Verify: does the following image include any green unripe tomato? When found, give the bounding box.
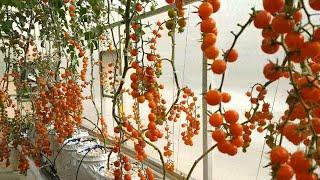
[178,18,186,28]
[178,27,184,33]
[168,8,177,18]
[165,19,176,30]
[156,119,164,125]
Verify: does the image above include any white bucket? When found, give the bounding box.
[55,136,98,180]
[72,145,115,180]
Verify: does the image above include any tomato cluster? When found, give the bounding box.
[35,75,83,143]
[113,155,133,180]
[129,62,165,142]
[173,88,200,146]
[209,109,243,156]
[165,1,186,34]
[249,0,320,179]
[269,147,318,180]
[67,1,76,17]
[100,116,108,138]
[243,85,272,148]
[198,0,244,156]
[198,1,219,59]
[7,0,320,178]
[65,34,88,82]
[0,90,12,167]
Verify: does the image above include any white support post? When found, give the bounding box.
[202,54,212,180]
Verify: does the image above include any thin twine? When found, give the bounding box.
[255,79,280,180]
[176,3,191,170]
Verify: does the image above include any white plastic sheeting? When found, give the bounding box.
[55,131,103,180]
[54,130,117,180]
[71,145,114,180]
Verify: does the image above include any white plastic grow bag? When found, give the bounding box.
[55,136,98,180]
[71,145,115,180]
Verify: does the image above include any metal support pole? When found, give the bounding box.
[202,54,212,180]
[106,0,200,29]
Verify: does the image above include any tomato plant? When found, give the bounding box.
[0,0,320,180]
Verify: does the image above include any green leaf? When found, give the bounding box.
[89,40,98,50]
[49,0,63,9]
[88,0,97,6]
[84,31,95,40]
[79,6,87,16]
[1,20,13,35]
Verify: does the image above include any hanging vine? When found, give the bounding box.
[0,0,320,180]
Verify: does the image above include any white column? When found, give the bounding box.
[202,54,212,180]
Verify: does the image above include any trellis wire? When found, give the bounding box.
[255,79,280,180]
[176,3,191,171]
